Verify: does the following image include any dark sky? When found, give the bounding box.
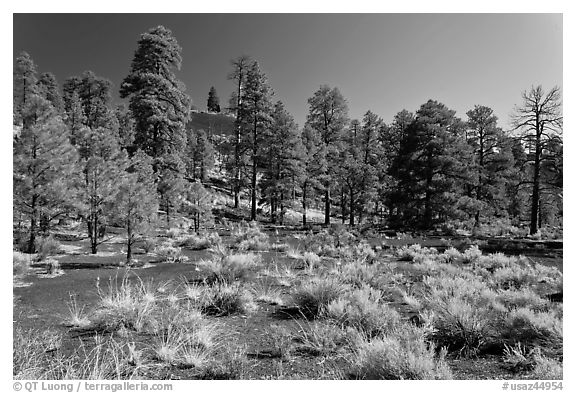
[13,13,562,128]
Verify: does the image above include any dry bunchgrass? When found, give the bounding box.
[198,282,256,316]
[324,287,401,338]
[347,324,453,380]
[501,307,562,355]
[65,293,91,329]
[14,328,140,380]
[250,282,284,305]
[13,251,31,276]
[154,244,188,263]
[200,252,260,284]
[291,277,348,318]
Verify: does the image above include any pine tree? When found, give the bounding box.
[73,125,128,254]
[114,150,158,264]
[261,101,305,224]
[389,100,471,229]
[512,85,562,234]
[185,128,215,182]
[13,95,77,252]
[182,181,214,233]
[63,90,86,145]
[238,61,274,221]
[227,55,253,208]
[301,125,327,226]
[156,153,186,224]
[37,72,64,114]
[13,51,39,128]
[114,104,136,153]
[305,85,349,225]
[207,86,221,113]
[466,105,514,226]
[63,71,115,130]
[120,25,191,160]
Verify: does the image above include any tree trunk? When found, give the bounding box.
[302,182,307,227]
[166,202,170,225]
[27,194,38,253]
[341,188,346,224]
[530,127,541,235]
[324,188,331,225]
[251,157,257,221]
[251,116,258,221]
[90,216,98,254]
[349,186,355,226]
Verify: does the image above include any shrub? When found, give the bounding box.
[348,324,453,380]
[35,236,61,261]
[13,327,63,379]
[503,343,562,379]
[166,227,183,238]
[395,244,437,262]
[141,238,157,254]
[291,278,347,318]
[492,262,562,291]
[302,230,338,256]
[46,258,63,275]
[496,288,550,311]
[425,296,501,357]
[337,260,379,288]
[176,233,220,250]
[269,242,291,252]
[200,253,260,284]
[437,247,462,264]
[154,244,188,263]
[290,320,352,356]
[13,251,31,276]
[231,222,269,251]
[474,252,517,272]
[324,287,401,337]
[461,245,482,264]
[501,307,562,355]
[286,246,304,260]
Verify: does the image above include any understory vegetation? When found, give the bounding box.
[14,226,563,380]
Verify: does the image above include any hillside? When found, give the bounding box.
[187,111,235,137]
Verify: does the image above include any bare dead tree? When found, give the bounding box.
[512,85,562,234]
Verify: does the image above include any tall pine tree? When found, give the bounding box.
[305,85,349,225]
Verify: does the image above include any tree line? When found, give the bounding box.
[13,25,562,264]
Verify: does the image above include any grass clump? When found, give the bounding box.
[347,324,453,380]
[395,244,438,262]
[336,259,379,288]
[503,343,562,379]
[250,282,284,305]
[65,293,91,329]
[199,282,255,316]
[13,251,31,276]
[200,252,260,284]
[324,287,401,338]
[291,277,347,318]
[230,222,269,251]
[492,262,562,290]
[177,232,221,250]
[501,307,562,355]
[14,328,139,379]
[35,235,62,261]
[90,275,157,333]
[290,319,352,356]
[154,244,188,263]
